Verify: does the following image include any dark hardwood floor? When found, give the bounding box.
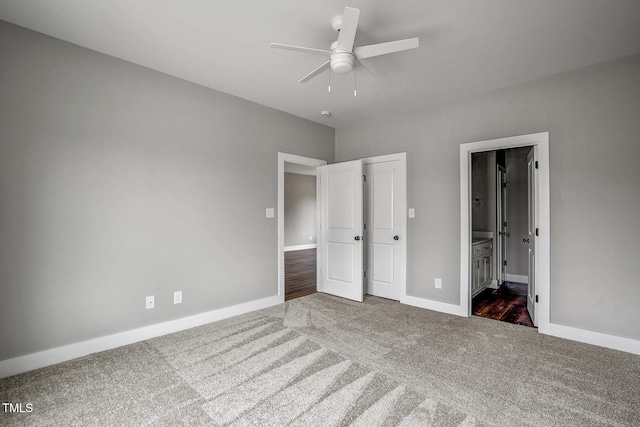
[472,281,534,328]
[285,248,317,301]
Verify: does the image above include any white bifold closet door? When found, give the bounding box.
[364,160,403,300]
[317,160,364,302]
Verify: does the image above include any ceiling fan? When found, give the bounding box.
[270,7,419,83]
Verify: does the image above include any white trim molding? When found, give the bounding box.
[506,274,528,283]
[0,295,282,379]
[284,244,317,252]
[401,295,466,317]
[544,323,640,356]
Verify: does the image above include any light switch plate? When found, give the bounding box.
[174,291,182,304]
[146,295,155,309]
[408,208,415,218]
[266,208,274,218]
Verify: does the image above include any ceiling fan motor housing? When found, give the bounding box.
[331,15,344,32]
[329,40,355,73]
[330,50,355,73]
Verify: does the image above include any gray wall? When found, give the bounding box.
[0,21,334,360]
[505,147,530,277]
[284,173,316,247]
[336,53,640,341]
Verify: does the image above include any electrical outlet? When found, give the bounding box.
[174,291,182,304]
[265,208,274,218]
[408,208,415,218]
[435,278,442,289]
[146,295,155,309]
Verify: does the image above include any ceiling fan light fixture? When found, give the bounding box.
[330,52,355,73]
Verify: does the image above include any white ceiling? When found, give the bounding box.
[2,1,640,128]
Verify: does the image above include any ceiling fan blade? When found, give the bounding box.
[299,60,331,83]
[356,59,377,79]
[354,38,419,59]
[336,7,360,52]
[269,43,332,56]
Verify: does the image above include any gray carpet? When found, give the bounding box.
[1,293,639,426]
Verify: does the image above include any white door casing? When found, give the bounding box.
[364,159,404,300]
[460,132,549,333]
[277,153,326,302]
[526,147,538,326]
[317,160,364,302]
[496,165,507,286]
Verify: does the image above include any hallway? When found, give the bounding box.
[472,282,534,327]
[284,248,316,301]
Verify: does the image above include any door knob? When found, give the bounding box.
[523,238,530,243]
[393,235,400,240]
[354,236,361,241]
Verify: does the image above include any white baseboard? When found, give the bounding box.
[402,294,640,356]
[0,295,282,379]
[506,274,528,283]
[5,293,637,380]
[488,279,499,289]
[401,295,466,317]
[541,322,640,356]
[284,244,317,252]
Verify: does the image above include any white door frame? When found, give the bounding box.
[526,147,538,326]
[278,153,327,302]
[361,153,407,301]
[460,132,550,333]
[496,164,507,287]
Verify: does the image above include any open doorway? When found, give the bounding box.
[284,164,317,300]
[470,147,534,327]
[277,153,326,302]
[460,132,550,332]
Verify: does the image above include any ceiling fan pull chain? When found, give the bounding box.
[354,61,357,96]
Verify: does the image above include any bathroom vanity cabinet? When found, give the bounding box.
[471,238,493,297]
